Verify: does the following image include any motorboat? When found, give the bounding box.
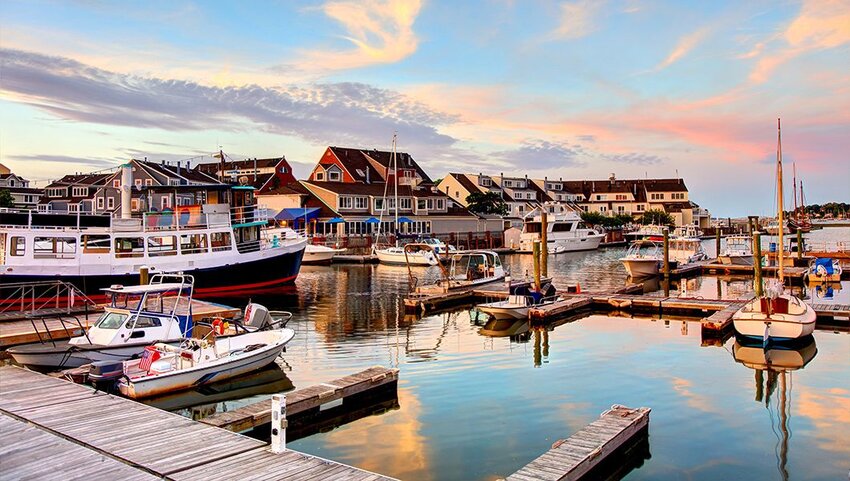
[625,224,666,242]
[718,235,754,266]
[733,119,816,345]
[619,240,662,277]
[519,208,605,253]
[419,237,457,256]
[7,274,196,368]
[302,244,344,264]
[112,305,295,399]
[804,257,842,283]
[672,225,703,239]
[477,294,559,320]
[374,243,439,266]
[668,237,709,264]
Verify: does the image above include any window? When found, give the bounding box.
[599,206,607,212]
[34,237,77,259]
[131,199,140,211]
[651,193,664,200]
[72,187,87,197]
[47,188,65,197]
[616,194,628,200]
[97,197,104,210]
[135,179,142,188]
[503,180,513,188]
[180,234,208,254]
[671,193,685,200]
[211,232,232,252]
[329,170,341,181]
[552,223,574,232]
[148,236,177,256]
[112,179,121,188]
[354,197,368,209]
[161,197,170,210]
[637,204,645,211]
[435,199,445,210]
[10,237,25,256]
[145,179,153,186]
[617,206,626,213]
[95,312,128,329]
[399,198,412,210]
[315,172,325,181]
[115,237,144,258]
[480,177,492,187]
[417,199,427,210]
[82,235,111,253]
[279,166,288,174]
[595,194,603,201]
[339,196,353,209]
[107,197,115,210]
[455,191,460,198]
[68,204,79,213]
[127,315,162,328]
[169,179,180,186]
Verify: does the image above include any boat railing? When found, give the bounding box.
[0,280,98,319]
[805,241,849,253]
[28,314,90,348]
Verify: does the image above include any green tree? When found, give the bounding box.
[0,189,13,208]
[580,211,607,226]
[639,209,674,226]
[465,191,508,216]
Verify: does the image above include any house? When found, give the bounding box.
[194,156,297,193]
[0,168,42,209]
[38,173,113,213]
[261,146,501,237]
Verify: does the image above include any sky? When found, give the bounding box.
[1,0,848,217]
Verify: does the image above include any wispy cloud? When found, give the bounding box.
[9,154,118,169]
[291,0,423,73]
[604,152,663,165]
[548,0,604,40]
[492,139,587,170]
[655,27,710,71]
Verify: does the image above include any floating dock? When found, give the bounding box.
[202,366,399,432]
[506,405,650,481]
[0,366,396,481]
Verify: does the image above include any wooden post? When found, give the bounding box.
[139,266,150,285]
[753,231,763,297]
[715,229,721,259]
[532,240,541,291]
[796,229,803,260]
[270,394,287,453]
[662,228,670,280]
[541,211,548,278]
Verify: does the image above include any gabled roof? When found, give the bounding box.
[303,181,447,198]
[643,179,688,192]
[195,157,283,174]
[359,148,433,184]
[325,147,383,183]
[448,173,485,196]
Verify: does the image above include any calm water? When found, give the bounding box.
[166,227,850,480]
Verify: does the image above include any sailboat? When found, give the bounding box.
[732,119,816,344]
[788,164,812,234]
[372,134,439,266]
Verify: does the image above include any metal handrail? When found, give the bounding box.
[0,280,97,316]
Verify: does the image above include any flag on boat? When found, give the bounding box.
[139,346,161,371]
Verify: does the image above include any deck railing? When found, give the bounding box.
[0,280,97,318]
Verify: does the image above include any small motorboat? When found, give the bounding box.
[374,243,439,266]
[619,240,662,277]
[419,237,457,256]
[668,237,709,264]
[477,294,559,320]
[113,305,295,399]
[302,244,344,264]
[7,274,196,369]
[804,257,842,283]
[718,235,754,266]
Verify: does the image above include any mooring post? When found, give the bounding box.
[270,394,287,453]
[532,240,541,291]
[541,211,548,278]
[796,229,803,261]
[753,231,763,297]
[662,228,670,280]
[715,229,721,259]
[139,266,150,285]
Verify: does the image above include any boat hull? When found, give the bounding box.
[1,247,305,300]
[375,250,438,266]
[520,234,605,253]
[477,304,529,320]
[620,258,660,277]
[732,301,817,342]
[6,340,172,368]
[718,255,754,266]
[301,246,343,264]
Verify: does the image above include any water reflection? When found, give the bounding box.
[731,338,818,481]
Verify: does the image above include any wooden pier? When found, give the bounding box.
[0,366,396,481]
[529,297,592,321]
[202,366,399,432]
[505,405,650,481]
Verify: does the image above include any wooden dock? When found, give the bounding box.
[333,254,379,264]
[700,300,750,334]
[0,366,396,480]
[202,366,399,432]
[505,405,650,481]
[404,277,547,314]
[529,297,592,321]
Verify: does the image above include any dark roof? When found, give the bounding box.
[448,173,484,196]
[195,157,283,174]
[325,147,383,183]
[45,173,112,189]
[261,181,310,196]
[304,181,447,198]
[643,179,688,192]
[357,148,433,184]
[154,162,221,184]
[3,187,42,194]
[662,202,692,213]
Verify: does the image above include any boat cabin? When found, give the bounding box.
[448,251,503,282]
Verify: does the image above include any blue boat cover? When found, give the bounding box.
[814,258,834,275]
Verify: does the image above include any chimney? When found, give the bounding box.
[120,162,132,219]
[186,160,191,170]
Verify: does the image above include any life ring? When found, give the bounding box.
[211,318,226,335]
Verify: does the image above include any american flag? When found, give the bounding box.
[139,348,159,371]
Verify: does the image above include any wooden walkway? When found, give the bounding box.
[202,366,399,432]
[506,405,650,481]
[0,366,396,481]
[529,297,592,321]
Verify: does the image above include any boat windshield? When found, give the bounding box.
[95,311,129,329]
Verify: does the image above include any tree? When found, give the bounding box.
[0,189,13,208]
[639,209,674,226]
[580,211,607,226]
[465,191,508,216]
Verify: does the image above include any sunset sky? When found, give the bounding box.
[1,0,848,216]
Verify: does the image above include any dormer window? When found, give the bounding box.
[72,187,88,197]
[480,177,492,187]
[329,171,341,181]
[315,172,325,181]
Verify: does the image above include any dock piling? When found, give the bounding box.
[139,266,150,285]
[541,211,548,278]
[753,231,763,297]
[270,393,287,453]
[796,229,803,260]
[532,240,541,291]
[715,230,721,258]
[663,228,670,280]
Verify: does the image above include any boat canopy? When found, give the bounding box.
[274,207,321,221]
[813,258,835,275]
[101,283,188,294]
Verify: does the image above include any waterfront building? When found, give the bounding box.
[0,164,42,209]
[194,156,297,193]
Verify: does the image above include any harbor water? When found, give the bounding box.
[158,227,850,480]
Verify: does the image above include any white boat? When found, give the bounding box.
[668,237,709,264]
[718,235,754,266]
[672,225,703,239]
[804,257,842,283]
[519,208,605,253]
[417,250,506,293]
[477,294,559,320]
[6,274,195,368]
[733,119,816,344]
[303,244,344,264]
[419,237,457,256]
[625,224,666,241]
[619,240,662,277]
[374,243,439,266]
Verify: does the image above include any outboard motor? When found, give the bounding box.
[88,360,125,393]
[243,303,274,330]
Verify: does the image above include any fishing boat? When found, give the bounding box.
[374,243,439,266]
[718,235,755,266]
[477,294,559,320]
[415,250,507,293]
[0,163,307,299]
[302,244,344,264]
[619,239,662,277]
[6,274,196,368]
[668,237,709,264]
[733,119,817,345]
[804,257,842,283]
[672,225,703,239]
[518,208,605,253]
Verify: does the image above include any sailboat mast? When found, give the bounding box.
[393,133,399,238]
[777,118,785,283]
[792,162,798,221]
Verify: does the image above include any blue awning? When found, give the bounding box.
[275,207,320,221]
[397,217,413,223]
[365,217,380,224]
[327,217,346,224]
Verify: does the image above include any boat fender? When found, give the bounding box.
[576,283,581,294]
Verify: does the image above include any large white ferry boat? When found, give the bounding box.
[0,165,306,299]
[519,207,605,253]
